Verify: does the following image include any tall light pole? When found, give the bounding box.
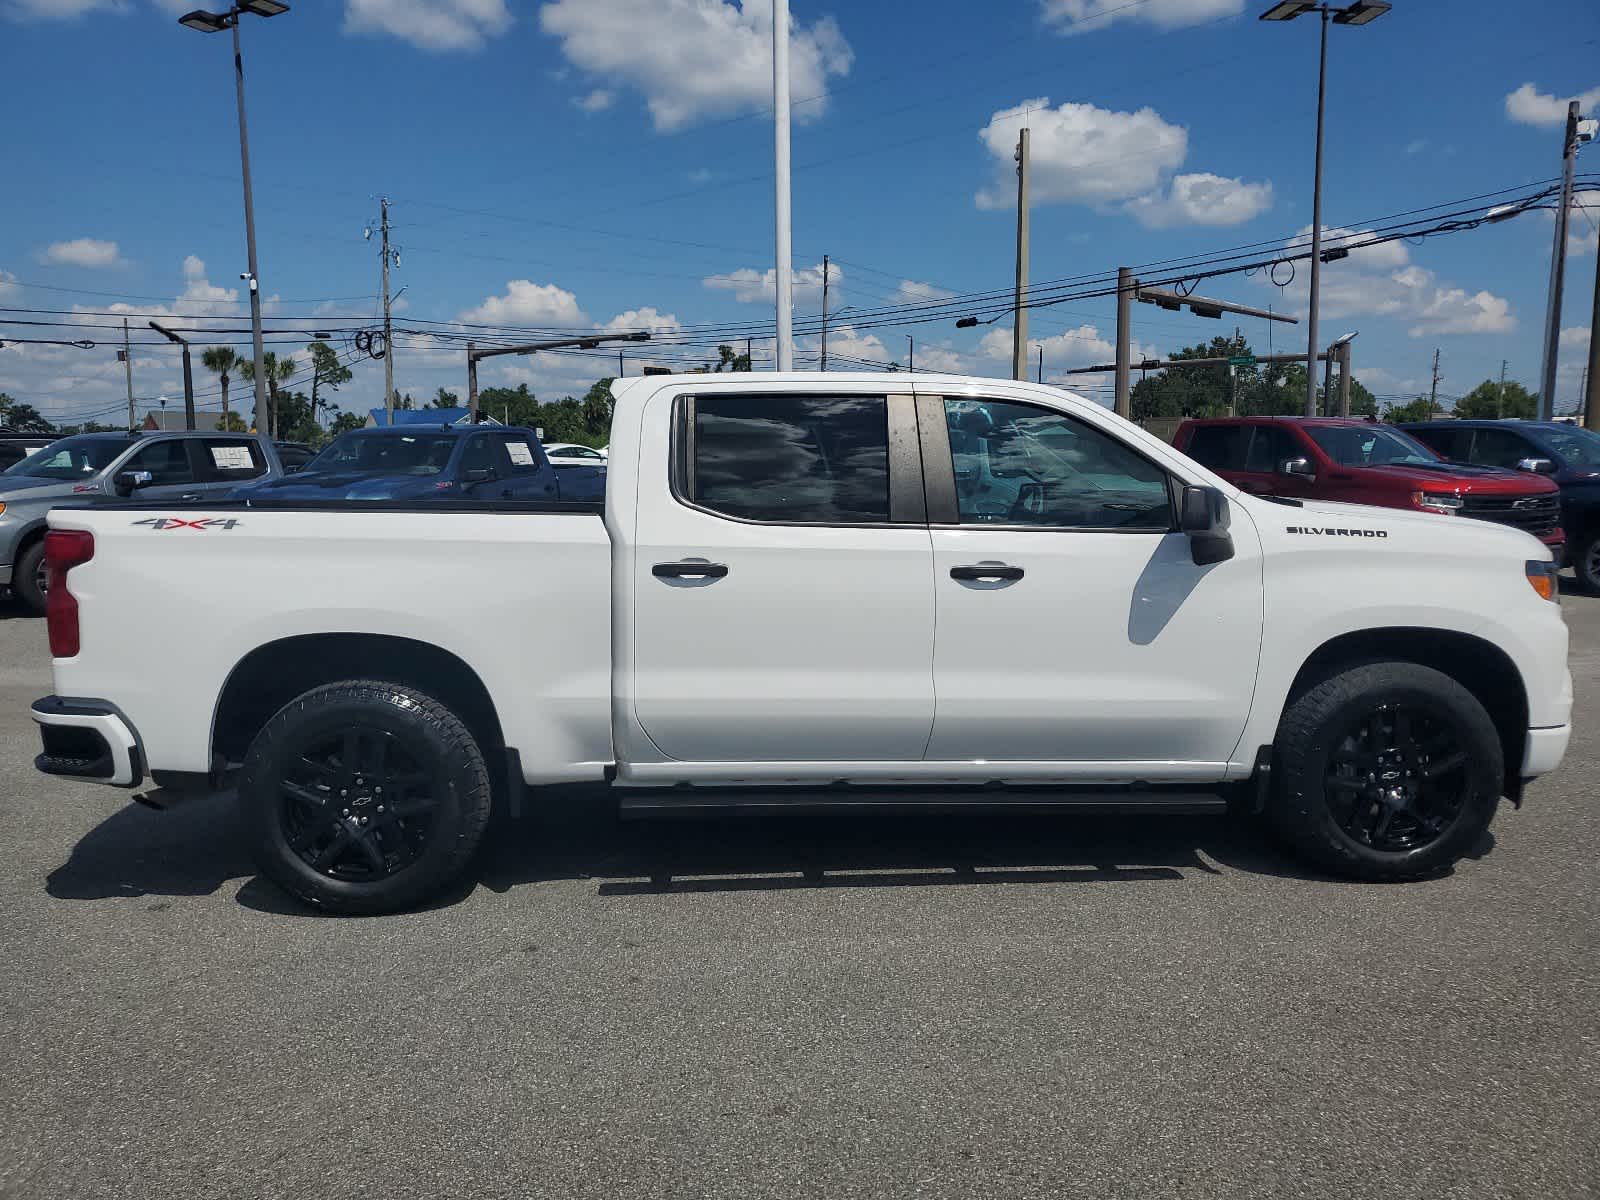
[148,322,196,432]
[1260,0,1389,416]
[1537,101,1586,421]
[772,0,794,370]
[178,1,288,436]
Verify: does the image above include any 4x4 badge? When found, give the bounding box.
[132,517,242,531]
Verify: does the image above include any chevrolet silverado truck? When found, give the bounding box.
[31,374,1572,913]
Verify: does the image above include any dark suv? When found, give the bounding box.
[1400,420,1600,591]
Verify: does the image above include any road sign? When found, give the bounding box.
[1228,355,1256,367]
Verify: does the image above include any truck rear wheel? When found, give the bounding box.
[1270,662,1502,881]
[239,680,493,914]
[1574,531,1600,595]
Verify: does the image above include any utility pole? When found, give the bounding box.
[379,196,396,426]
[1012,125,1030,382]
[907,334,914,374]
[820,254,830,371]
[1113,266,1134,418]
[1429,347,1442,420]
[1539,101,1581,422]
[121,318,135,431]
[1303,4,1331,417]
[1322,346,1335,417]
[1497,359,1508,419]
[1037,345,1043,384]
[772,0,794,370]
[618,350,625,378]
[232,13,268,437]
[745,336,753,369]
[466,340,478,421]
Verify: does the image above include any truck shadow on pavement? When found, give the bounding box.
[45,785,1480,915]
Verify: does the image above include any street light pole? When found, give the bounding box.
[1538,101,1582,422]
[1260,1,1390,416]
[148,322,196,431]
[179,2,290,435]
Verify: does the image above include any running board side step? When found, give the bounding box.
[618,786,1228,818]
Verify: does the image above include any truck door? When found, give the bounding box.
[918,392,1262,771]
[630,389,935,762]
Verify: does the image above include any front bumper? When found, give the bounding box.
[1521,724,1571,779]
[31,696,144,787]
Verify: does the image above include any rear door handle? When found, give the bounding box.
[653,561,729,579]
[950,564,1024,581]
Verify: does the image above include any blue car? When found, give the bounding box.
[234,424,605,504]
[1400,420,1600,592]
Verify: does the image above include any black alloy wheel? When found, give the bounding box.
[280,726,440,882]
[1323,702,1470,854]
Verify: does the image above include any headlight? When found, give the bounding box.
[0,501,7,517]
[1413,490,1463,514]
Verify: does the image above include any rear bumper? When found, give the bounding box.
[31,696,144,788]
[1521,724,1570,779]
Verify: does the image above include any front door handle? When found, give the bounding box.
[950,564,1024,582]
[179,492,203,501]
[653,561,729,579]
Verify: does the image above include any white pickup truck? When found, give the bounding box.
[32,373,1572,913]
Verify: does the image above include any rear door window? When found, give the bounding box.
[1244,425,1300,472]
[494,434,545,475]
[1183,425,1248,472]
[197,437,268,482]
[684,394,890,524]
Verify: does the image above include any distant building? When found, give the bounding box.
[140,409,232,432]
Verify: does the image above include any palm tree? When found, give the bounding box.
[238,352,297,437]
[199,346,238,430]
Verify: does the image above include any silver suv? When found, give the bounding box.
[0,430,283,614]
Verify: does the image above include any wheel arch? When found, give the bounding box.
[212,633,506,767]
[1284,627,1528,801]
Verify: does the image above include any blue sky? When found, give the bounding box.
[1,0,1597,426]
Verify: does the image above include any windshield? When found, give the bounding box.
[4,436,134,479]
[303,432,458,476]
[1541,426,1600,467]
[1306,425,1440,468]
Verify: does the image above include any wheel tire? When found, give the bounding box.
[1270,662,1502,881]
[1573,531,1600,595]
[13,539,47,616]
[240,680,493,915]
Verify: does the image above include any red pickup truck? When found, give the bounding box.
[1173,417,1565,557]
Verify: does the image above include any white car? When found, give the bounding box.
[541,442,607,466]
[32,372,1571,913]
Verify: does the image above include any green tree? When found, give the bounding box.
[199,347,240,429]
[433,387,460,409]
[477,384,540,427]
[305,340,352,425]
[329,409,366,435]
[0,397,54,433]
[218,411,248,433]
[238,352,297,436]
[1453,378,1538,420]
[580,377,616,440]
[1383,396,1435,423]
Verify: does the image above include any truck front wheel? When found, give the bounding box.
[1270,662,1502,881]
[239,680,493,914]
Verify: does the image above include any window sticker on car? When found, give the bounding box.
[211,445,253,470]
[506,442,535,466]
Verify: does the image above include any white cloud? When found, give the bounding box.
[1505,82,1600,127]
[1127,172,1273,228]
[704,261,834,305]
[978,98,1187,209]
[1260,227,1515,338]
[893,279,955,304]
[1563,190,1599,258]
[539,0,853,132]
[976,97,1269,227]
[1040,0,1243,33]
[1561,327,1590,352]
[980,323,1158,369]
[907,343,968,373]
[41,237,124,269]
[574,88,615,113]
[603,306,682,333]
[2,0,129,18]
[819,325,889,366]
[344,0,511,52]
[458,280,586,326]
[1405,139,1428,156]
[0,269,18,300]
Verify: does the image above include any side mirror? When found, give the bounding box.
[112,469,153,498]
[1179,484,1234,566]
[1278,456,1316,479]
[462,467,495,483]
[1516,457,1557,475]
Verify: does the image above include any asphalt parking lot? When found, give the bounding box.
[1,595,1596,1200]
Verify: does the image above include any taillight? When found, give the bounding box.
[45,529,94,658]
